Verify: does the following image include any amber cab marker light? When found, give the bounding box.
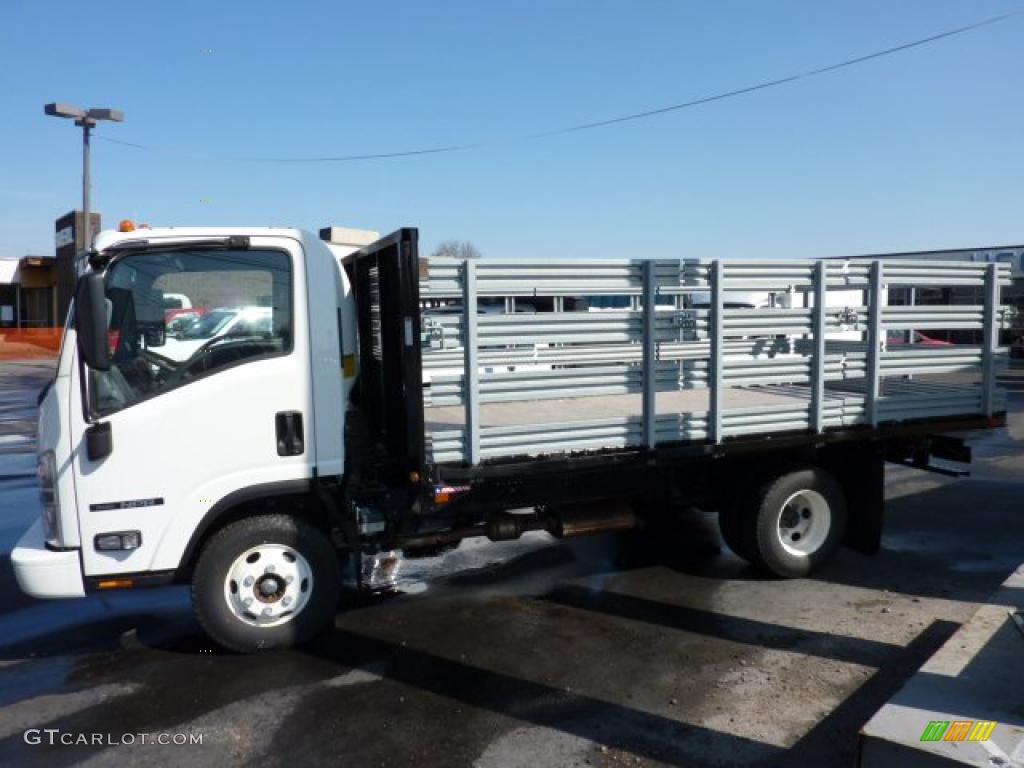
[97,579,134,589]
[118,219,135,232]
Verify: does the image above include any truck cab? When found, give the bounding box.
[12,227,360,649]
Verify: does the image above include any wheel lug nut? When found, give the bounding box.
[243,576,254,587]
[285,575,294,585]
[262,607,272,617]
[266,564,276,573]
[243,597,253,607]
[282,597,292,607]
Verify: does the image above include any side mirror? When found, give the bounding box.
[74,273,112,372]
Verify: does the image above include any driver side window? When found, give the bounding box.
[90,248,292,416]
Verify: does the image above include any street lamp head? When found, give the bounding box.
[44,102,86,119]
[45,104,124,123]
[86,108,124,123]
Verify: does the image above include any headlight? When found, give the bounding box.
[38,451,61,545]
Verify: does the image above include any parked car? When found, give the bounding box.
[886,330,952,346]
[164,308,208,334]
[159,306,273,362]
[162,292,192,311]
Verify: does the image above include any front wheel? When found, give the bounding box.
[192,514,340,653]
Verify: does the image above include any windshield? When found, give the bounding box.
[88,248,292,416]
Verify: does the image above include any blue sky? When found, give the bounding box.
[1,0,1021,260]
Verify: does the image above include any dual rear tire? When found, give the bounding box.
[719,467,848,578]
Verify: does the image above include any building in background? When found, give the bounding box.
[0,255,58,328]
[55,210,101,322]
[841,243,1024,297]
[827,244,1024,343]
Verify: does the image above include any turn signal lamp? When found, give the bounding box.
[97,579,134,589]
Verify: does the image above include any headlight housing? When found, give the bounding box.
[38,451,61,545]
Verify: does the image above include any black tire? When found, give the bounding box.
[717,498,762,567]
[749,467,847,578]
[192,515,340,653]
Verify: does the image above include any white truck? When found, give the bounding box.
[12,225,1011,652]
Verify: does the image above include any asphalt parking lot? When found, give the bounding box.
[1,358,1022,768]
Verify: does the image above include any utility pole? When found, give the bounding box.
[44,103,124,249]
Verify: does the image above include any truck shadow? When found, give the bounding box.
[302,626,787,767]
[539,584,900,667]
[294,612,955,767]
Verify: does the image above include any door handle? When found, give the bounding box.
[275,411,304,456]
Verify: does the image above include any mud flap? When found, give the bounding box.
[840,443,885,555]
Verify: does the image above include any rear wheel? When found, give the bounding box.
[192,514,340,653]
[722,467,847,577]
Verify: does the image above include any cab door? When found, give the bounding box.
[70,236,315,578]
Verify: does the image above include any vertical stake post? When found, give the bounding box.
[867,261,884,426]
[812,260,827,433]
[463,261,480,464]
[710,260,724,443]
[982,263,999,417]
[642,260,657,448]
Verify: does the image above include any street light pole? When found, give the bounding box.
[81,117,92,248]
[44,103,124,251]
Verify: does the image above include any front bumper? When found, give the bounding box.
[11,520,85,599]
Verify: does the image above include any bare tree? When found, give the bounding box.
[431,240,481,259]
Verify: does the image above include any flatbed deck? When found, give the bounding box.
[425,385,803,429]
[424,379,1004,463]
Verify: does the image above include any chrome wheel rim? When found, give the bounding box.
[223,544,313,627]
[776,489,831,557]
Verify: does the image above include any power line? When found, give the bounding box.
[98,134,479,161]
[238,144,482,162]
[98,134,477,161]
[99,136,150,149]
[95,10,1018,163]
[533,11,1017,137]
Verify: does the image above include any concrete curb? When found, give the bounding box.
[859,566,1024,766]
